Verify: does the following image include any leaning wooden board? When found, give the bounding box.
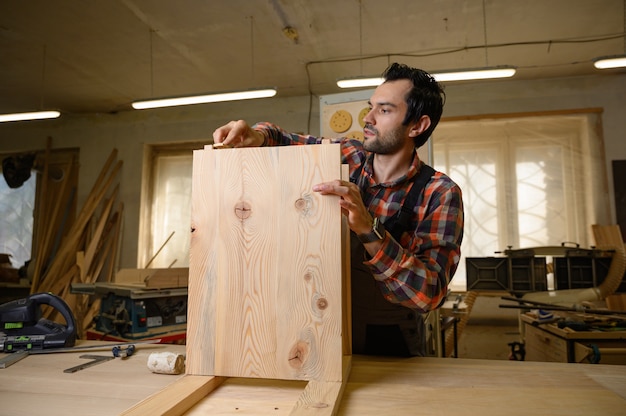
[187,143,346,382]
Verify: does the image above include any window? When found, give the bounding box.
[140,143,209,269]
[433,111,610,291]
[0,148,79,274]
[0,171,35,269]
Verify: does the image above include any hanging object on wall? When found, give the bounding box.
[329,109,353,133]
[2,154,36,189]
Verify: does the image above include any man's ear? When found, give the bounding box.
[408,115,431,137]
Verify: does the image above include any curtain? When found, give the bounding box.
[433,112,609,291]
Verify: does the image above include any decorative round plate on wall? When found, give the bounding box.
[358,107,369,128]
[329,110,353,133]
[345,130,365,142]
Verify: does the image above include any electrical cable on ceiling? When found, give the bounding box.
[150,28,155,97]
[359,0,363,75]
[305,32,626,69]
[40,45,47,110]
[482,0,490,65]
[249,16,255,85]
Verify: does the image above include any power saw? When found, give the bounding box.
[0,292,77,352]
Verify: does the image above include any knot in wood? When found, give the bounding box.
[294,198,307,210]
[316,297,328,310]
[294,195,312,215]
[288,341,309,369]
[234,201,252,220]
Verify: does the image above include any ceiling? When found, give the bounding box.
[1,0,624,116]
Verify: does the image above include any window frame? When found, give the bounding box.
[434,109,609,291]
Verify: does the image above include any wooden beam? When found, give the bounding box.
[120,375,226,416]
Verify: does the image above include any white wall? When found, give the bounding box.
[0,73,624,268]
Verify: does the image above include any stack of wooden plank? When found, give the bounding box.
[30,148,123,338]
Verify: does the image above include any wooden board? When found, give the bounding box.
[187,144,345,382]
[115,268,189,288]
[121,375,227,416]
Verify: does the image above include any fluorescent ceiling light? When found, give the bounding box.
[337,66,516,88]
[433,67,516,82]
[337,77,385,89]
[593,55,626,69]
[132,88,277,110]
[0,110,61,123]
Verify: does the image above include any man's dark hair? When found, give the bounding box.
[382,63,445,148]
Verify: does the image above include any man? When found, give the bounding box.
[213,63,464,357]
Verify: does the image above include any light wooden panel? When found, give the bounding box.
[121,375,226,416]
[187,144,345,382]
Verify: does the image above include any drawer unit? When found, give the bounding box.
[524,323,569,362]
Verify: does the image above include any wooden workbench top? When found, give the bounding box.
[0,342,184,415]
[1,343,625,415]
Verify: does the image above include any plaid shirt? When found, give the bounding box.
[254,122,464,312]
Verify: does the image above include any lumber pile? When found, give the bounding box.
[30,149,123,338]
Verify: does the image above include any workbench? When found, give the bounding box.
[1,343,625,415]
[522,314,626,364]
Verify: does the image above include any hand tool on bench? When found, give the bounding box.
[64,354,114,373]
[63,343,140,372]
[0,349,29,369]
[112,344,136,358]
[0,339,161,369]
[27,339,160,354]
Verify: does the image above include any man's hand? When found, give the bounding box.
[213,120,265,148]
[313,180,373,236]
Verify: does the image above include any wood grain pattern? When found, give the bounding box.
[340,164,351,357]
[289,356,352,415]
[187,144,345,382]
[187,148,219,375]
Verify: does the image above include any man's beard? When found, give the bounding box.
[363,124,407,154]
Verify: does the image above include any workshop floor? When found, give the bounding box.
[454,295,521,361]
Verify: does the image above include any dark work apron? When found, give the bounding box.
[350,163,435,357]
